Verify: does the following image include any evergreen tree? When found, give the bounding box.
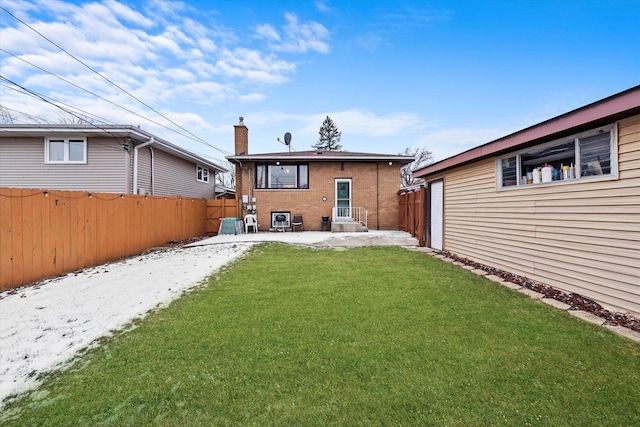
[313,115,342,151]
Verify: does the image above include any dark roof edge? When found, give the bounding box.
[414,85,640,178]
[227,151,415,164]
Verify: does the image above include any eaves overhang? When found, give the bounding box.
[227,150,415,165]
[0,124,227,173]
[414,85,640,179]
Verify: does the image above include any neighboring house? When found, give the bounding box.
[227,120,414,231]
[215,184,236,199]
[413,85,640,317]
[0,125,226,198]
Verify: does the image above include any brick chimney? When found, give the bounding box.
[234,116,248,155]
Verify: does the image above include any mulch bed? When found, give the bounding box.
[442,251,640,333]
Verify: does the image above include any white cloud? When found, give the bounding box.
[163,67,196,83]
[214,48,295,84]
[179,81,235,104]
[415,127,509,161]
[255,13,330,54]
[255,23,281,42]
[281,13,330,53]
[238,92,267,103]
[329,109,424,137]
[0,0,317,140]
[315,0,333,14]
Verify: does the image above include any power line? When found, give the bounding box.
[0,75,131,145]
[0,78,115,126]
[0,48,225,148]
[0,5,231,156]
[0,81,117,126]
[2,114,128,153]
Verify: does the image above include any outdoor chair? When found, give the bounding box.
[292,214,304,231]
[244,214,258,233]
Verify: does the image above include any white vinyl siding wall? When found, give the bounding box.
[152,150,216,198]
[436,116,640,316]
[0,137,128,192]
[135,146,152,195]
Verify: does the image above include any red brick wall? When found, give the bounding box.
[236,160,403,230]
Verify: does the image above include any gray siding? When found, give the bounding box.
[152,149,216,198]
[136,146,152,195]
[432,116,640,316]
[0,137,128,192]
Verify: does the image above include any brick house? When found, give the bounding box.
[227,119,414,231]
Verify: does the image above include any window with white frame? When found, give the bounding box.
[196,165,209,183]
[497,124,616,189]
[45,137,87,164]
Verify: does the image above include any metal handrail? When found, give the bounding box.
[332,206,368,228]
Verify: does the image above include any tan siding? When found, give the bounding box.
[438,117,640,316]
[0,137,128,192]
[152,150,216,198]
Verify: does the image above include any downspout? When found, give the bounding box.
[149,146,155,195]
[133,137,154,194]
[376,162,379,230]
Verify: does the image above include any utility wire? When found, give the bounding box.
[0,5,231,156]
[0,48,223,147]
[0,82,118,126]
[0,75,132,145]
[2,113,127,153]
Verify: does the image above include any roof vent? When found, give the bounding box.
[316,151,323,155]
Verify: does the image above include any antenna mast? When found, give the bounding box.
[277,132,293,153]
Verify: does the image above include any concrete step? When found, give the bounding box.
[331,222,368,232]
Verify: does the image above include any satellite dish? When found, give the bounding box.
[284,132,292,145]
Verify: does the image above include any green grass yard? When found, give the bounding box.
[2,244,639,426]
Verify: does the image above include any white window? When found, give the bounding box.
[45,137,87,164]
[497,124,616,189]
[196,165,209,183]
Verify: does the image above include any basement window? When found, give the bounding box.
[256,163,309,189]
[497,124,616,189]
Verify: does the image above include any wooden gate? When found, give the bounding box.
[398,188,425,246]
[206,198,240,234]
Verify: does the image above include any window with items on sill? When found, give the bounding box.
[497,124,616,189]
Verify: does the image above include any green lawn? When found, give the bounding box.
[2,244,639,426]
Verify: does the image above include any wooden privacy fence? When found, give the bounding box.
[0,188,238,291]
[399,187,426,246]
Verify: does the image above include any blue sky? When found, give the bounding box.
[1,0,639,167]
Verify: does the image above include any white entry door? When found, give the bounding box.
[430,180,444,250]
[335,179,352,220]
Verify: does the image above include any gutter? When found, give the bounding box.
[133,137,154,195]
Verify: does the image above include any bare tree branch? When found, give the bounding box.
[0,104,17,124]
[400,146,434,188]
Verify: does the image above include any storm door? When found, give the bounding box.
[335,179,352,220]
